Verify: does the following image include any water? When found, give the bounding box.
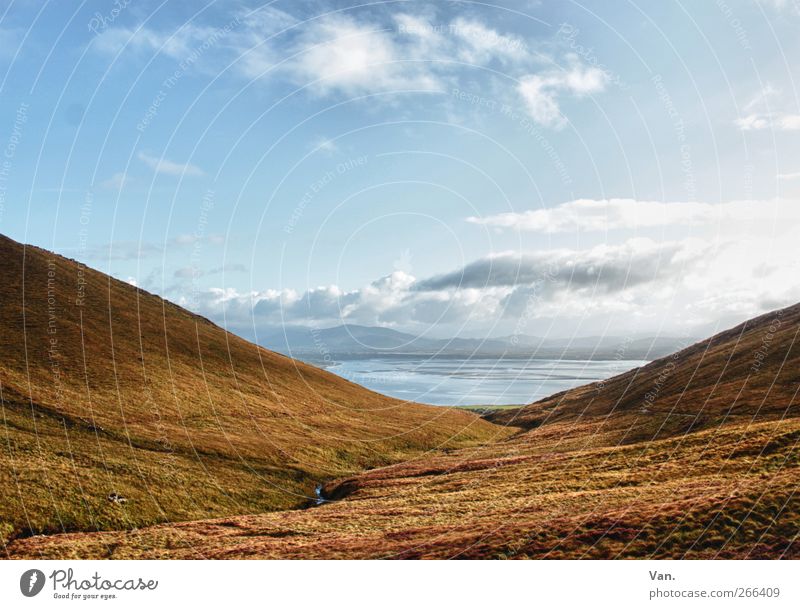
[325,356,648,406]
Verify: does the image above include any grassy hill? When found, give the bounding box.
[484,304,800,448]
[6,289,798,559]
[0,234,502,546]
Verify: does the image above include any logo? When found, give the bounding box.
[20,569,46,597]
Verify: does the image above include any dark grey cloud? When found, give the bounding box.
[415,240,687,292]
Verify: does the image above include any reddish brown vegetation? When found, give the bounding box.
[1,234,797,559]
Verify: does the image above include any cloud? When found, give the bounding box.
[467,198,800,232]
[138,151,204,177]
[98,172,130,190]
[285,14,444,96]
[736,84,800,131]
[174,263,247,279]
[93,24,206,59]
[777,172,800,181]
[311,137,340,154]
[92,8,602,125]
[414,239,694,291]
[81,234,224,261]
[761,0,800,14]
[188,237,707,331]
[86,241,163,261]
[183,219,799,337]
[517,57,607,128]
[448,17,529,64]
[736,113,800,131]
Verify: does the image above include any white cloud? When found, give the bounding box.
[777,172,800,180]
[467,198,800,232]
[94,24,204,59]
[743,82,780,112]
[99,172,130,190]
[186,222,799,336]
[287,15,442,96]
[736,84,800,131]
[189,238,700,328]
[138,151,204,177]
[517,57,607,128]
[448,17,529,64]
[311,137,340,154]
[760,0,800,14]
[92,9,590,120]
[736,112,800,131]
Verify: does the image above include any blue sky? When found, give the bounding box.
[1,0,799,339]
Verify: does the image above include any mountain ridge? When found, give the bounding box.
[254,323,691,361]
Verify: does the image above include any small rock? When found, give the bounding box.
[107,492,128,505]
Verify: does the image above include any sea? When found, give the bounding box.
[322,355,648,406]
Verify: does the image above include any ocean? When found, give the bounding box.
[324,355,648,406]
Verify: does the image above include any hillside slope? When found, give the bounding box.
[487,303,800,444]
[0,234,503,544]
[9,302,798,559]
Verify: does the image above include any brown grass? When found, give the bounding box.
[8,416,797,559]
[2,233,797,559]
[0,233,503,546]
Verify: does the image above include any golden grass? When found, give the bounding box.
[0,234,504,545]
[2,233,797,559]
[8,416,797,559]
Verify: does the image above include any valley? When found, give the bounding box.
[1,234,797,559]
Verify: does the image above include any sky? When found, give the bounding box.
[0,0,799,341]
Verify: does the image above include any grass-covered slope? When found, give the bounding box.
[8,415,797,559]
[487,303,800,443]
[0,234,502,545]
[8,301,798,559]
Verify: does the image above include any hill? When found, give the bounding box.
[487,303,800,444]
[256,324,688,362]
[256,324,444,353]
[0,234,502,546]
[8,298,798,559]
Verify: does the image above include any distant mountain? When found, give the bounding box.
[259,324,441,352]
[256,323,692,361]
